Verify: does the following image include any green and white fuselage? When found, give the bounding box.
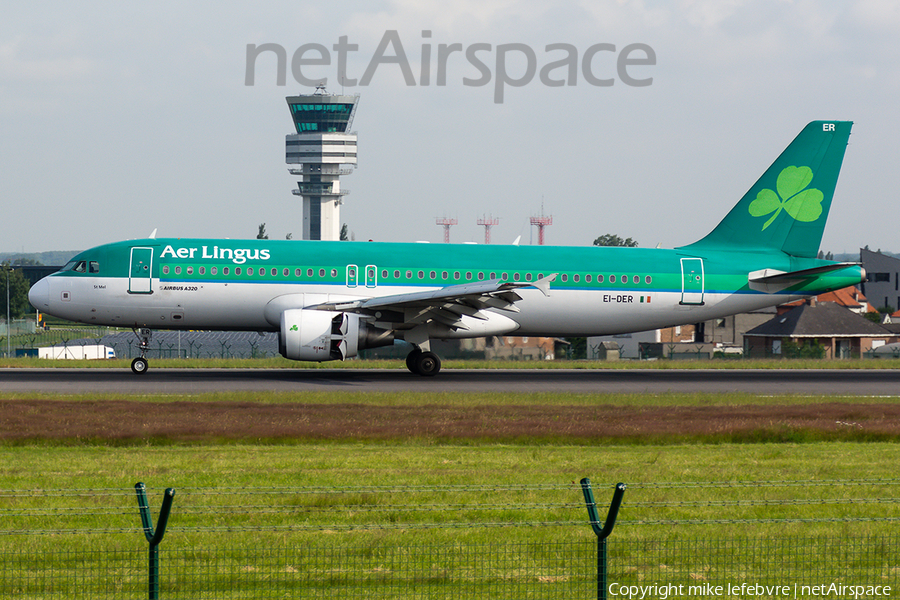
[29,239,862,334]
[28,121,865,375]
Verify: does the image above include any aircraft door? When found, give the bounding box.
[129,247,154,294]
[680,258,704,305]
[365,265,377,288]
[346,265,358,288]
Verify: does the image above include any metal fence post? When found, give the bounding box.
[135,483,176,600]
[581,479,626,600]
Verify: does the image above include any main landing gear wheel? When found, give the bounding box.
[405,349,441,376]
[131,357,149,374]
[405,349,422,373]
[413,352,441,377]
[415,351,441,377]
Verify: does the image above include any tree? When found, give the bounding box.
[340,223,349,241]
[593,234,638,247]
[257,223,269,240]
[1,263,31,320]
[285,233,293,240]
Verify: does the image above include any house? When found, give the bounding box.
[587,330,659,359]
[696,306,778,349]
[879,310,900,336]
[743,300,897,359]
[860,248,900,313]
[777,286,877,316]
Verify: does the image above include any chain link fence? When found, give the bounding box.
[1,480,898,598]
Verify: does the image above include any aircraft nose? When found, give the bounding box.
[28,277,50,311]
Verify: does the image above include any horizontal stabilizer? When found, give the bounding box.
[748,263,863,293]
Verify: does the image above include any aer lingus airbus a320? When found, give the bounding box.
[29,121,864,376]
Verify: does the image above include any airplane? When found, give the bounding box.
[28,121,864,376]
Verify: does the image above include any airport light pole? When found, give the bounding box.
[5,267,10,359]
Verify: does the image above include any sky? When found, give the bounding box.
[2,1,899,255]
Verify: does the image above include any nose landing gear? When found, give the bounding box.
[130,328,152,375]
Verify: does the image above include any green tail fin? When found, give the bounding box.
[681,121,852,258]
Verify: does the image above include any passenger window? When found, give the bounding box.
[283,268,289,277]
[574,274,579,282]
[514,273,520,281]
[211,267,217,275]
[319,269,325,277]
[199,267,205,275]
[610,275,616,283]
[394,270,400,278]
[418,270,424,279]
[633,275,640,284]
[586,274,592,283]
[308,268,313,277]
[223,267,230,275]
[466,272,472,280]
[187,266,193,275]
[163,266,170,275]
[330,269,337,277]
[295,268,302,277]
[176,266,182,275]
[234,267,240,275]
[645,276,652,284]
[561,274,568,282]
[248,267,254,275]
[598,275,603,283]
[526,273,532,281]
[442,271,448,280]
[454,272,460,280]
[382,270,388,278]
[430,271,436,279]
[478,272,485,280]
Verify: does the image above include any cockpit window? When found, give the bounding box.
[60,260,97,274]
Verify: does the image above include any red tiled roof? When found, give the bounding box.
[780,286,875,312]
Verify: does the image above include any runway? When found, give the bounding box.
[2,367,899,396]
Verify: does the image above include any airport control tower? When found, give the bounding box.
[285,88,359,240]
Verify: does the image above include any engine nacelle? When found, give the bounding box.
[278,309,394,362]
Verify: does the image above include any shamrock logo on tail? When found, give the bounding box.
[748,166,823,230]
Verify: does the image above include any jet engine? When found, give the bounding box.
[278,309,394,361]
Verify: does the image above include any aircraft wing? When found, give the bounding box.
[310,274,556,331]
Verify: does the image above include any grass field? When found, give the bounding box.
[1,376,898,596]
[1,390,898,541]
